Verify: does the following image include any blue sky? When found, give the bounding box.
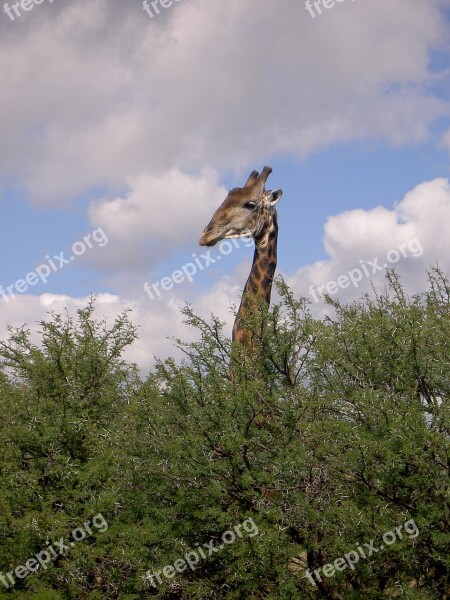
[2,141,448,297]
[1,0,449,368]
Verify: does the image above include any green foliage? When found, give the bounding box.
[0,272,449,599]
[0,301,140,599]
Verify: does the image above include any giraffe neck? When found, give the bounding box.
[232,212,278,345]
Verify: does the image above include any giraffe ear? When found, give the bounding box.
[270,189,283,206]
[243,170,259,187]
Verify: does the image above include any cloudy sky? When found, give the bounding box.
[1,0,449,372]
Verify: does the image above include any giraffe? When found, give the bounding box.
[199,166,282,349]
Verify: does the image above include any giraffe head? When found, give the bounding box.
[199,166,282,247]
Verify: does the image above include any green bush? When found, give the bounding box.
[0,271,448,599]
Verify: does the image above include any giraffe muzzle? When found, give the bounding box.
[199,224,220,246]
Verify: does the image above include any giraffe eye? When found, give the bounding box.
[243,201,256,210]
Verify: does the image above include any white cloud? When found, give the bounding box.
[87,168,227,270]
[0,0,447,204]
[287,178,450,311]
[0,292,187,374]
[0,276,245,374]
